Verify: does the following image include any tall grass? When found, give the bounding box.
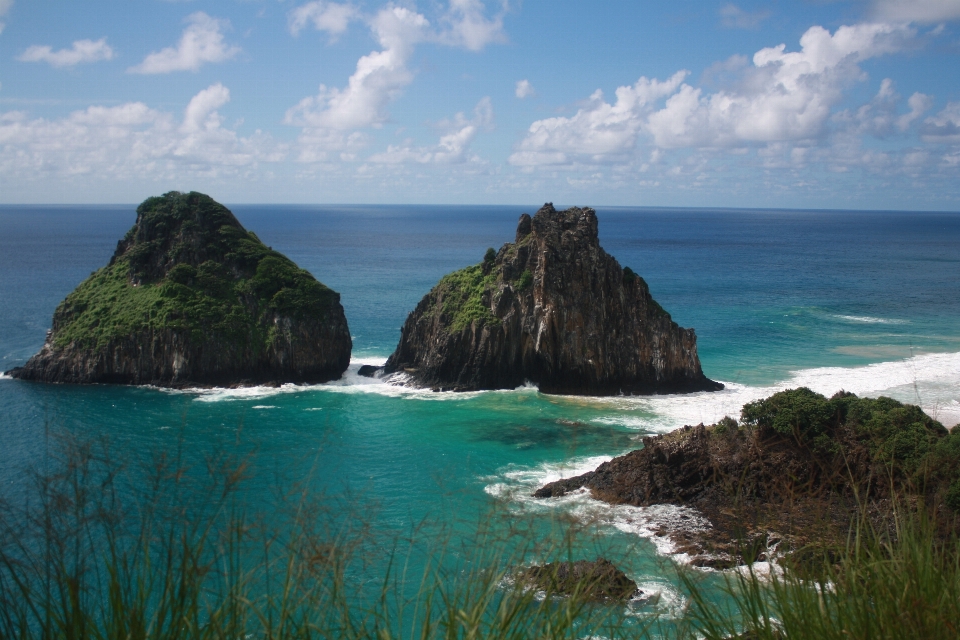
[5,432,959,639]
[679,505,960,640]
[0,433,649,639]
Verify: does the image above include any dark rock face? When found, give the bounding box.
[516,558,640,602]
[534,424,726,504]
[383,203,721,395]
[7,192,351,387]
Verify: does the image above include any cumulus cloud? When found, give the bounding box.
[872,0,960,24]
[285,6,428,131]
[0,84,283,180]
[286,0,506,143]
[515,79,535,99]
[509,72,688,166]
[646,23,912,149]
[0,0,12,34]
[438,0,507,51]
[129,12,240,74]
[830,78,930,139]
[510,21,925,172]
[289,1,357,37]
[719,3,770,29]
[920,102,960,143]
[833,78,900,137]
[899,92,934,131]
[368,97,493,164]
[18,38,114,68]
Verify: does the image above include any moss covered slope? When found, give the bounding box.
[9,191,351,386]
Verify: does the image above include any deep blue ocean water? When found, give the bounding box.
[1,204,959,624]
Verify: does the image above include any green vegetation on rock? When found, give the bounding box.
[433,262,499,333]
[52,191,338,351]
[740,388,955,490]
[515,269,533,291]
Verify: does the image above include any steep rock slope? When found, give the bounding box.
[7,191,351,386]
[383,203,721,394]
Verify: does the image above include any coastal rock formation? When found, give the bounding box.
[534,389,959,567]
[516,558,642,602]
[382,203,721,395]
[7,191,351,386]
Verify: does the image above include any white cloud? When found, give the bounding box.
[181,83,230,134]
[285,0,506,138]
[515,79,535,99]
[281,0,505,167]
[645,22,912,148]
[0,84,283,181]
[18,38,114,68]
[438,0,507,51]
[289,1,357,37]
[898,91,933,131]
[509,72,687,166]
[285,6,428,131]
[509,20,935,182]
[834,78,903,137]
[0,0,12,34]
[129,12,240,74]
[369,97,493,164]
[872,0,960,23]
[719,3,770,29]
[920,102,960,143]
[294,128,369,163]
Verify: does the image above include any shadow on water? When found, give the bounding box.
[470,416,640,452]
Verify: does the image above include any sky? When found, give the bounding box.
[1,1,960,209]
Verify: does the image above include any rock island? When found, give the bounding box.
[7,191,351,387]
[381,203,722,395]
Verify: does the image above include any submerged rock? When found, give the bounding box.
[357,364,382,378]
[7,191,351,386]
[516,558,641,602]
[383,203,721,395]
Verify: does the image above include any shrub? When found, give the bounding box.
[516,269,533,291]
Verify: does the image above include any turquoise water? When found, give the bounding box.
[2,204,960,625]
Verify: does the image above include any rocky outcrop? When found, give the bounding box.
[7,191,351,387]
[382,203,721,395]
[534,389,958,567]
[516,558,641,602]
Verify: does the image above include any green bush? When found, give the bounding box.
[435,264,499,332]
[516,269,533,291]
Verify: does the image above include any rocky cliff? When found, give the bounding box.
[382,203,721,395]
[7,191,351,386]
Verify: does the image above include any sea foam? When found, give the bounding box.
[578,350,960,431]
[483,455,711,562]
[169,350,960,427]
[833,314,909,325]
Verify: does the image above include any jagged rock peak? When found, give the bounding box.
[7,191,351,387]
[382,203,722,395]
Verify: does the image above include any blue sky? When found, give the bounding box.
[2,0,960,209]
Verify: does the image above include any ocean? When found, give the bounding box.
[1,204,959,624]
